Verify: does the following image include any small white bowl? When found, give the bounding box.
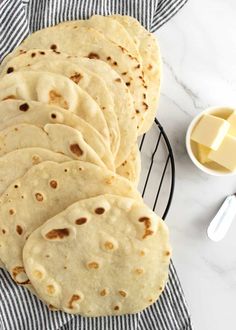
[186,106,236,176]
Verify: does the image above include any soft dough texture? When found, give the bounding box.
[0,71,110,143]
[23,194,171,316]
[0,100,114,170]
[0,148,70,195]
[0,161,141,287]
[0,51,136,167]
[0,123,106,169]
[2,25,148,130]
[0,59,120,157]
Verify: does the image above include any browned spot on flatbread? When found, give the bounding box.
[32,155,41,165]
[31,52,36,58]
[88,52,100,59]
[95,207,105,215]
[68,294,81,309]
[70,144,83,157]
[50,44,57,50]
[104,241,114,250]
[139,217,154,239]
[87,261,99,269]
[148,64,153,70]
[2,229,6,234]
[122,72,127,75]
[39,51,45,55]
[100,288,109,296]
[143,102,148,110]
[12,266,30,285]
[115,78,121,82]
[49,180,58,189]
[49,90,69,109]
[45,228,70,240]
[9,209,15,215]
[114,305,120,311]
[118,290,127,298]
[6,67,14,74]
[35,193,44,202]
[75,217,87,225]
[16,225,23,235]
[70,73,83,84]
[19,103,29,111]
[2,95,16,101]
[126,82,131,86]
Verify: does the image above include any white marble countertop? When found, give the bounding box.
[154,1,236,329]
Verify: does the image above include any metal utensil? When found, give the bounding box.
[207,193,236,241]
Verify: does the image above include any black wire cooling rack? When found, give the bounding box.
[138,119,175,220]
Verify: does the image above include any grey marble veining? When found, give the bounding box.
[149,0,236,329]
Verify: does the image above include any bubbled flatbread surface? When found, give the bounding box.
[0,148,70,195]
[0,123,106,169]
[1,50,136,167]
[4,25,148,131]
[112,15,162,134]
[0,71,110,143]
[0,161,141,287]
[0,59,120,157]
[0,100,114,170]
[23,194,171,316]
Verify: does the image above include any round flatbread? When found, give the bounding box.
[116,144,141,186]
[0,71,110,144]
[112,15,162,133]
[0,100,114,170]
[0,161,141,287]
[1,51,136,167]
[3,25,148,131]
[23,194,171,316]
[0,123,106,169]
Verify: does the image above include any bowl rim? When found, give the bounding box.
[185,105,236,177]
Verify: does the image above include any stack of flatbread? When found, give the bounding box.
[0,15,171,316]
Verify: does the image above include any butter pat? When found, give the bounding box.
[191,114,230,150]
[227,111,236,136]
[208,135,236,172]
[197,144,211,164]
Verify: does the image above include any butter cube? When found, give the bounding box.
[208,135,236,171]
[197,144,211,164]
[227,111,236,136]
[191,114,230,150]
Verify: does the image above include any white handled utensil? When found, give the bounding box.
[207,194,236,242]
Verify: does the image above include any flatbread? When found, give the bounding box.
[1,51,136,167]
[58,15,140,59]
[0,148,70,195]
[111,15,162,133]
[116,145,141,186]
[0,59,120,156]
[23,194,171,316]
[3,25,148,130]
[0,71,110,144]
[0,100,114,170]
[0,161,141,287]
[0,123,106,169]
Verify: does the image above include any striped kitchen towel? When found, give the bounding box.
[0,1,192,329]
